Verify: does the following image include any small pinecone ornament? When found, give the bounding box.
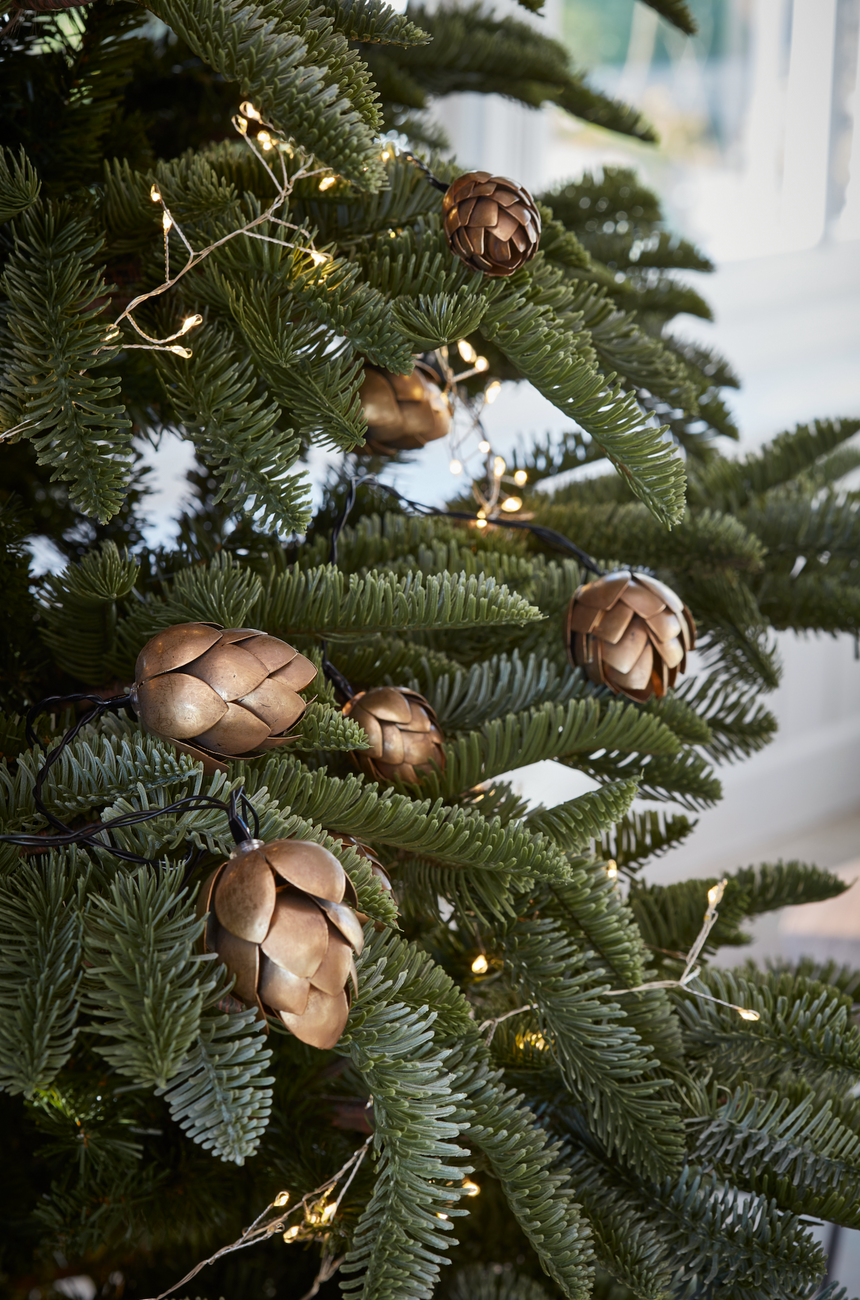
[343,686,445,784]
[198,838,364,1049]
[566,570,695,702]
[443,172,541,277]
[131,622,316,772]
[335,835,394,930]
[358,361,452,454]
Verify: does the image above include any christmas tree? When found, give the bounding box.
[2,2,860,1299]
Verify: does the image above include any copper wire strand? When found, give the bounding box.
[603,880,760,1021]
[141,1136,373,1300]
[95,114,331,359]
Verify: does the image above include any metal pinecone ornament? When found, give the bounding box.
[342,686,446,784]
[442,172,541,277]
[358,361,452,453]
[197,838,364,1049]
[131,623,316,772]
[335,835,394,930]
[566,570,696,702]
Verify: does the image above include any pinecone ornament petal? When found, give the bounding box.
[343,686,446,784]
[443,172,541,276]
[197,838,362,1050]
[566,570,695,703]
[358,361,452,454]
[131,622,315,773]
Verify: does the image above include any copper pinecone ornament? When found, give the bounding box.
[198,838,364,1049]
[335,835,394,930]
[131,623,316,772]
[358,362,452,454]
[343,687,446,784]
[442,172,541,277]
[566,570,695,702]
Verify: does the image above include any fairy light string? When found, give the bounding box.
[96,103,334,361]
[604,878,761,1022]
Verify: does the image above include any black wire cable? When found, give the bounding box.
[0,789,261,866]
[26,693,133,834]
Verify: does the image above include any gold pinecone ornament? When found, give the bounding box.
[197,838,364,1049]
[342,686,446,784]
[566,570,695,702]
[442,172,541,277]
[131,623,316,773]
[358,361,452,454]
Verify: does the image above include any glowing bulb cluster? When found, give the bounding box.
[257,130,274,151]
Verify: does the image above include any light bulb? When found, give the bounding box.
[257,130,273,151]
[181,314,202,334]
[274,1192,290,1207]
[162,211,173,231]
[513,469,528,486]
[437,1213,449,1221]
[150,184,162,203]
[462,1180,480,1197]
[169,345,192,358]
[458,339,477,364]
[240,101,262,121]
[283,1225,300,1242]
[235,116,248,135]
[479,439,491,453]
[493,456,506,477]
[319,176,336,191]
[475,356,489,372]
[471,954,489,974]
[309,250,329,266]
[501,496,522,512]
[320,1202,337,1223]
[449,459,463,475]
[103,325,121,342]
[606,860,618,880]
[475,519,488,529]
[738,1008,761,1022]
[707,880,726,907]
[484,381,501,405]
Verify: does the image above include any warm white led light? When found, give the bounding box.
[458,339,477,363]
[449,459,463,475]
[471,954,489,974]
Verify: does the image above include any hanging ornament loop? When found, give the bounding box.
[395,147,448,194]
